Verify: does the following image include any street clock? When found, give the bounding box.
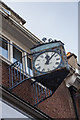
[31,41,69,91]
[34,51,61,72]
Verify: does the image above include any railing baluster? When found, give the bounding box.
[20,63,22,81]
[38,84,41,100]
[22,61,24,80]
[11,67,13,88]
[24,56,26,75]
[47,88,49,97]
[41,86,44,100]
[9,67,11,88]
[14,67,16,82]
[17,65,19,82]
[19,63,21,81]
[50,90,52,95]
[44,88,46,97]
[35,83,38,104]
[33,83,36,105]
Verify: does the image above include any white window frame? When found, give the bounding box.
[0,35,33,76]
[0,36,10,61]
[12,43,23,63]
[27,55,33,76]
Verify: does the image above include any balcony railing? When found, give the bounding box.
[33,82,53,106]
[8,55,32,89]
[8,55,53,106]
[0,37,54,106]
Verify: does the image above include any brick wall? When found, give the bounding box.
[2,59,80,118]
[2,60,34,105]
[2,61,9,88]
[37,81,76,118]
[76,91,80,118]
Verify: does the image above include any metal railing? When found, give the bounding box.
[8,54,53,106]
[8,55,33,89]
[0,37,53,106]
[33,82,53,106]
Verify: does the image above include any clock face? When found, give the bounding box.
[34,51,61,73]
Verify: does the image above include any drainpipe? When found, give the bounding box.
[69,86,79,120]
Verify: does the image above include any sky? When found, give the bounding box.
[2,1,78,57]
[0,1,79,118]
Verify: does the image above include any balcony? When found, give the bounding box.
[0,37,53,106]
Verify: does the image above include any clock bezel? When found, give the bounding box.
[33,50,62,73]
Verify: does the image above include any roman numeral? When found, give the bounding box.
[47,68,50,71]
[37,59,40,61]
[37,66,41,70]
[51,52,55,56]
[40,55,44,58]
[42,68,45,72]
[54,54,58,57]
[56,58,60,60]
[56,62,59,64]
[53,66,55,68]
[36,63,39,66]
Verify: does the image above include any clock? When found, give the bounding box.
[31,41,69,91]
[34,51,61,73]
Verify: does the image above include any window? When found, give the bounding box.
[0,37,33,76]
[13,46,22,63]
[27,57,33,76]
[0,37,8,59]
[13,46,22,69]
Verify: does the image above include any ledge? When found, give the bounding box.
[0,85,53,120]
[0,55,12,66]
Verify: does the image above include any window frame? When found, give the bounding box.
[12,43,23,63]
[0,36,10,60]
[27,56,33,76]
[0,35,33,76]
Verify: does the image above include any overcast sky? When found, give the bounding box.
[2,1,78,57]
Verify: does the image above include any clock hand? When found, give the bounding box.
[45,53,55,64]
[45,54,50,61]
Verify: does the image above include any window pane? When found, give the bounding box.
[27,57,32,69]
[13,46,22,63]
[0,37,8,59]
[27,57,33,76]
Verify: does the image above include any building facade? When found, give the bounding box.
[0,1,80,119]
